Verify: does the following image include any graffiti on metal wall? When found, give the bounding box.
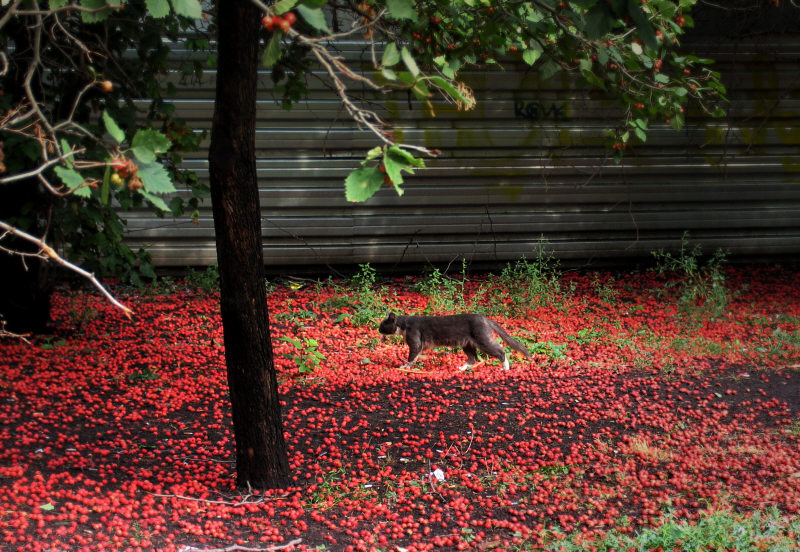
[514,100,569,122]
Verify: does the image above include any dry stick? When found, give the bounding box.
[150,492,289,506]
[0,221,132,316]
[180,539,302,552]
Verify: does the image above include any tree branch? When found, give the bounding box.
[0,221,133,317]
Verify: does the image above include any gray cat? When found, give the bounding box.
[378,312,531,370]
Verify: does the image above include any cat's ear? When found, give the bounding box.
[385,311,395,320]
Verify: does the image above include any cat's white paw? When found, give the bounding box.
[501,359,510,370]
[457,364,472,372]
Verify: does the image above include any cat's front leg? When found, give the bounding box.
[401,339,423,368]
[458,345,480,371]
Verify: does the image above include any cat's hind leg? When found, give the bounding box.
[458,345,480,371]
[476,339,509,370]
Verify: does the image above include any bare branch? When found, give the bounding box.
[0,316,32,344]
[0,147,85,185]
[0,221,133,317]
[0,0,25,31]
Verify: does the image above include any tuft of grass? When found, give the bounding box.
[628,437,675,462]
[542,508,799,552]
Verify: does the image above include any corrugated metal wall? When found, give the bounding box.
[123,20,800,269]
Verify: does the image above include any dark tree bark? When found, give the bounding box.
[208,0,290,489]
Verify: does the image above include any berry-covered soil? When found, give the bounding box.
[1,265,799,552]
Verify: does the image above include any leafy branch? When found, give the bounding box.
[0,0,208,325]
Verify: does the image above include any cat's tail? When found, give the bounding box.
[487,319,531,359]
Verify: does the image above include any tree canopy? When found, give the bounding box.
[0,0,727,314]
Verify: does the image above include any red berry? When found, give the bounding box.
[111,158,126,172]
[101,80,113,92]
[278,18,291,32]
[284,12,296,25]
[261,15,276,30]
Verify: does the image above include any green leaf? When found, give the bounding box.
[54,166,86,193]
[344,166,384,202]
[137,162,175,194]
[364,146,383,162]
[673,86,688,97]
[388,146,425,168]
[145,0,170,18]
[140,191,170,212]
[597,47,609,66]
[102,110,125,144]
[131,129,171,164]
[538,60,561,82]
[273,0,299,14]
[39,503,55,512]
[80,0,112,22]
[383,153,407,187]
[382,43,400,67]
[427,76,473,107]
[400,46,419,77]
[634,127,647,142]
[170,0,202,18]
[300,0,327,7]
[522,44,542,66]
[381,68,397,81]
[654,73,670,84]
[262,33,283,68]
[296,4,329,32]
[385,0,417,21]
[49,0,68,8]
[627,0,658,50]
[410,79,431,100]
[101,165,111,206]
[60,139,74,168]
[585,4,614,39]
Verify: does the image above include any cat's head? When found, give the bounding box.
[378,312,397,335]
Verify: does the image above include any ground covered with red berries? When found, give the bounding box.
[1,265,799,552]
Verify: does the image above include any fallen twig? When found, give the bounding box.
[150,492,289,507]
[178,539,302,552]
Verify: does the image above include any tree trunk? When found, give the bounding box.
[0,182,54,334]
[208,0,290,489]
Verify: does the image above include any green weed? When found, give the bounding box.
[416,258,470,314]
[592,272,619,304]
[493,240,565,313]
[127,366,160,383]
[526,340,568,360]
[317,264,389,326]
[184,264,219,292]
[568,327,608,346]
[279,336,326,374]
[652,232,731,318]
